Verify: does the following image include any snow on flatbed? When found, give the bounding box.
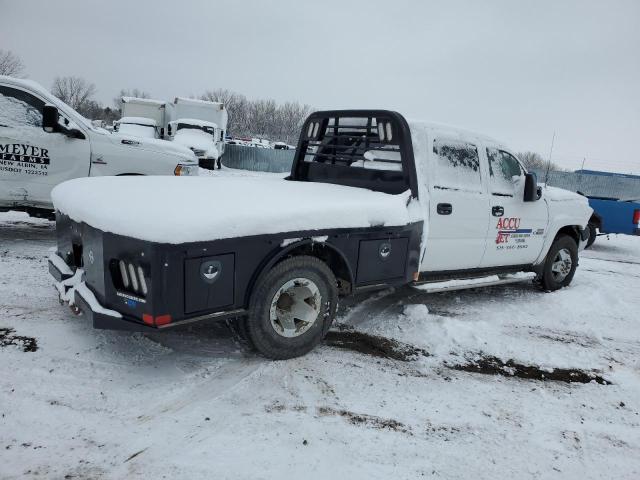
[1,210,640,479]
[51,176,414,244]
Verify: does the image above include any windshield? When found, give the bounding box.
[177,123,215,136]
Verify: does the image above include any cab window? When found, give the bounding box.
[0,86,45,128]
[487,148,524,196]
[432,139,482,193]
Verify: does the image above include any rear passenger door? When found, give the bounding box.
[480,148,548,267]
[421,139,490,272]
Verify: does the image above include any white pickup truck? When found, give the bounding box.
[49,110,592,359]
[0,76,198,218]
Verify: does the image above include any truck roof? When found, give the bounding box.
[407,119,504,147]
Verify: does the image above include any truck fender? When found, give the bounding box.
[245,238,355,307]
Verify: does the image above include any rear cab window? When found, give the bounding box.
[432,139,482,193]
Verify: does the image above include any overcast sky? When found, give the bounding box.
[1,0,639,173]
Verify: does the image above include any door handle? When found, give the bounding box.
[437,203,453,215]
[492,206,504,217]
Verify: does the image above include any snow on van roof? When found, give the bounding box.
[51,177,413,244]
[121,97,166,106]
[173,97,224,108]
[117,116,157,126]
[170,118,219,128]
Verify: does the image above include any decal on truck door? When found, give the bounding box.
[495,217,532,248]
[0,143,50,176]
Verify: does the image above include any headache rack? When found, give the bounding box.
[290,110,418,196]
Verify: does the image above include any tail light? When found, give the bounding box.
[634,209,640,226]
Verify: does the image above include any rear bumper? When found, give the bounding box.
[49,252,244,333]
[48,253,156,333]
[74,286,156,332]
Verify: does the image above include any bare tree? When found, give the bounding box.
[275,101,311,144]
[201,89,249,135]
[0,49,25,77]
[113,88,151,109]
[518,151,562,172]
[202,88,311,143]
[51,76,97,113]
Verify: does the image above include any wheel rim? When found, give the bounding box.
[269,278,321,338]
[551,248,573,282]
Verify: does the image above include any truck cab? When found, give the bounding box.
[113,116,159,139]
[0,76,199,217]
[48,110,592,360]
[168,118,221,169]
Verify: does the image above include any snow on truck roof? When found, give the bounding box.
[407,120,503,146]
[51,177,414,244]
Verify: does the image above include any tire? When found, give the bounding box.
[585,222,597,249]
[245,256,338,360]
[539,234,579,291]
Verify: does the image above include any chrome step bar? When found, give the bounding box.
[412,272,536,294]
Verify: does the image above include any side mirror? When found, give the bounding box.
[523,172,540,202]
[42,104,59,133]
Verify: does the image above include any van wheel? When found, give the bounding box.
[246,256,337,359]
[539,234,578,291]
[585,222,597,249]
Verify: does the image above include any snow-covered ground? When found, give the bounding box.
[1,210,639,479]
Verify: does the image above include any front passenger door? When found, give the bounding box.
[480,148,548,267]
[0,85,90,207]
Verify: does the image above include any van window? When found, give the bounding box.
[432,139,482,192]
[487,148,524,196]
[0,86,45,128]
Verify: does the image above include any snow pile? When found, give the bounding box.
[51,176,415,244]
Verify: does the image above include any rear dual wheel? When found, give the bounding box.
[231,256,338,360]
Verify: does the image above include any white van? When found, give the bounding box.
[0,76,198,218]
